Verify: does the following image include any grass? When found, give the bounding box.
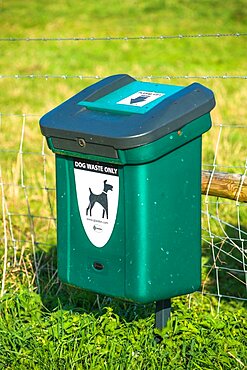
[0,289,246,369]
[0,0,247,368]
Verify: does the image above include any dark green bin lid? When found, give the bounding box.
[39,74,215,150]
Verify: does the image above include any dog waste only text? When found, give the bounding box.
[74,160,118,176]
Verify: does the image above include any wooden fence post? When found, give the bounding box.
[201,170,247,202]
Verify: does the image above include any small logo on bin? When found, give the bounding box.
[86,180,113,219]
[93,224,103,233]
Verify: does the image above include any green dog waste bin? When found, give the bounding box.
[40,74,215,305]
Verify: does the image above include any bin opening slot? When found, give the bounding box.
[93,262,104,271]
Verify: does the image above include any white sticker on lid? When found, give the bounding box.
[117,90,165,107]
[74,159,119,248]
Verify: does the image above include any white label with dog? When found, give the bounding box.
[74,159,119,248]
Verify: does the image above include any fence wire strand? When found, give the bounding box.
[1,74,247,80]
[0,168,8,297]
[0,32,246,42]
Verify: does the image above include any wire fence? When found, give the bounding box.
[0,113,246,305]
[0,32,247,307]
[201,123,247,306]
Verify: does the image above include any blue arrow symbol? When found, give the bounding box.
[130,95,148,104]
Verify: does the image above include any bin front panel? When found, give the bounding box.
[56,136,202,303]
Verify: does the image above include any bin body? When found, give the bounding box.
[40,74,215,304]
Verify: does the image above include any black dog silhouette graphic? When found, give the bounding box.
[86,180,113,219]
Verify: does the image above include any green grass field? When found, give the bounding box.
[0,1,247,369]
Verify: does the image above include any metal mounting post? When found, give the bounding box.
[155,299,171,342]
